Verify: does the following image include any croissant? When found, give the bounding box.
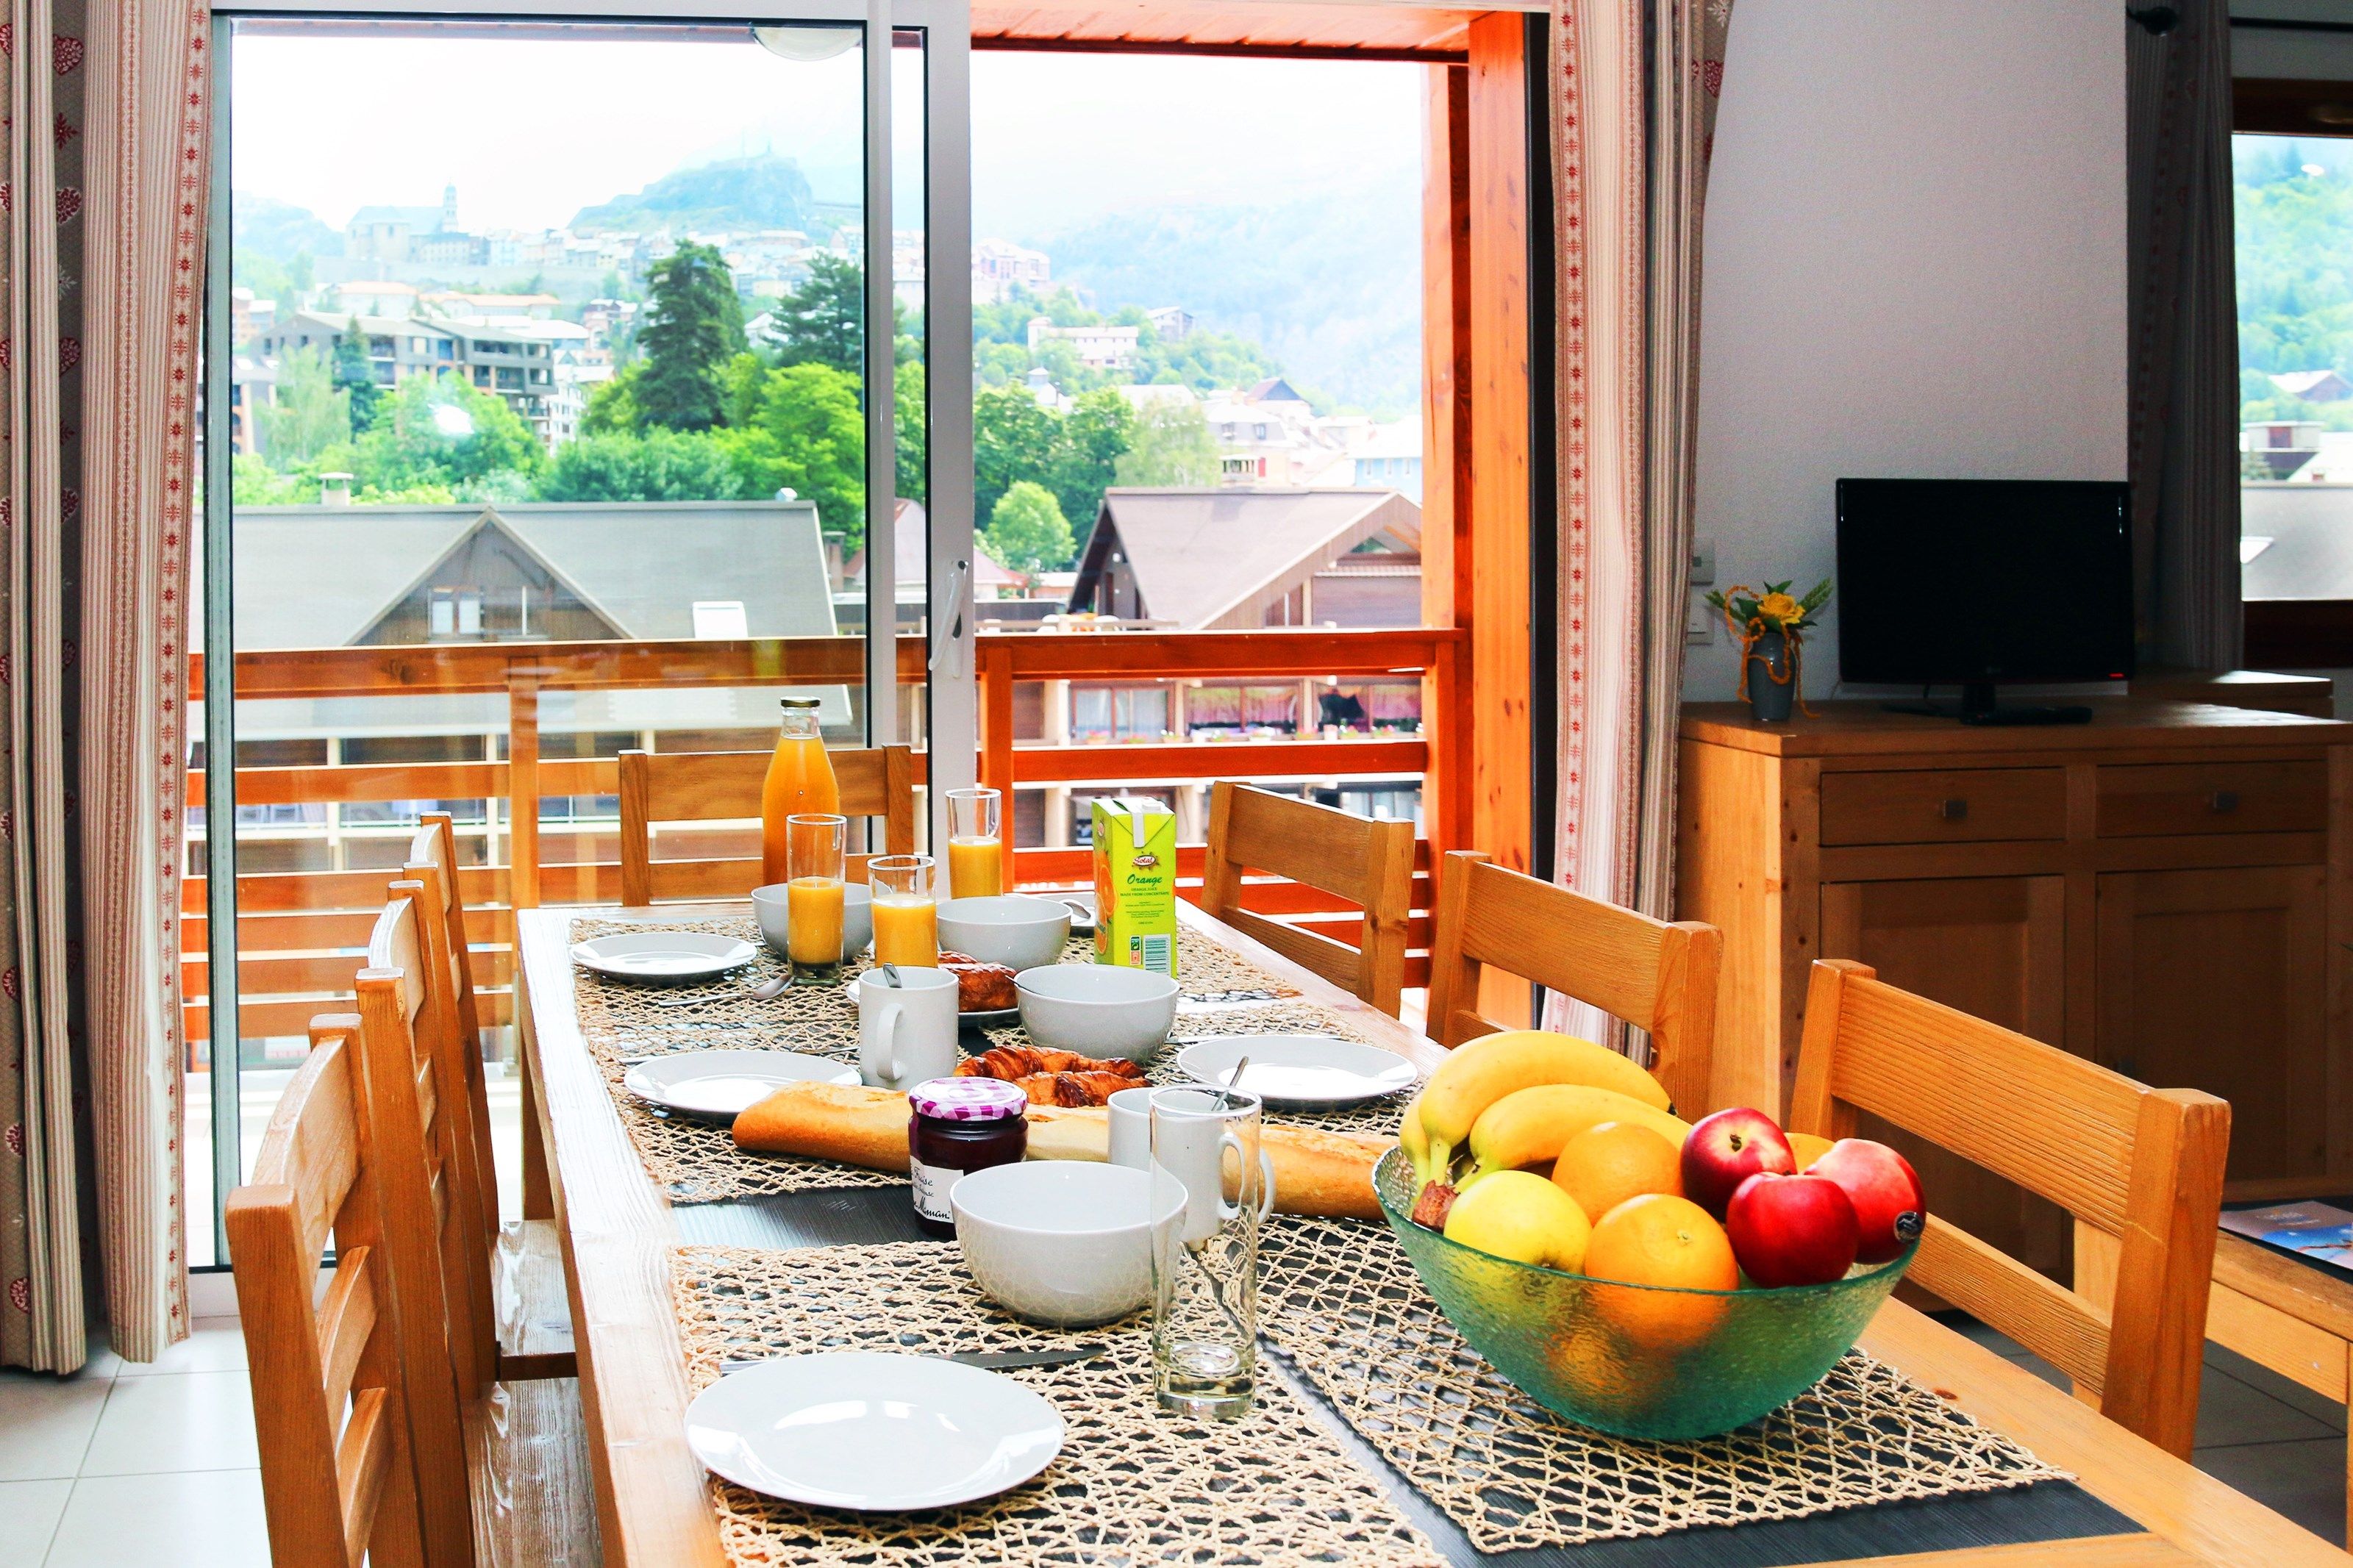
[958,1045,1144,1081]
[1010,1070,1143,1107]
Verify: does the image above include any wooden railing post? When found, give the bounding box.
[979,642,1016,888]
[507,672,540,911]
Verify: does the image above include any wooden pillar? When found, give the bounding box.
[979,642,1016,887]
[1423,61,1475,867]
[507,673,541,911]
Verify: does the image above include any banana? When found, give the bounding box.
[1399,1096,1432,1183]
[1457,1084,1690,1190]
[1415,1031,1671,1176]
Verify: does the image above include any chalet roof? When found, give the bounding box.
[846,499,1021,594]
[2242,484,2353,598]
[203,499,838,651]
[1070,487,1421,630]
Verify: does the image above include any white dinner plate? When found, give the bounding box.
[685,1350,1064,1511]
[571,931,759,981]
[1176,1034,1419,1110]
[841,978,1022,1027]
[623,1050,857,1120]
[1049,893,1097,935]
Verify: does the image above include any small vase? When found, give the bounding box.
[1743,629,1797,723]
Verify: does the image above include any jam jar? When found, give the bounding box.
[907,1078,1028,1236]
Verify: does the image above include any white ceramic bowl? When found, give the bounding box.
[937,895,1072,972]
[750,882,874,960]
[950,1161,1183,1325]
[1014,964,1179,1062]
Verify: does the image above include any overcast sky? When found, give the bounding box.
[229,26,1422,241]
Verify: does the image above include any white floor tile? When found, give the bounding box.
[0,1375,110,1482]
[76,1370,258,1476]
[111,1317,246,1378]
[43,1469,269,1568]
[0,1479,71,1567]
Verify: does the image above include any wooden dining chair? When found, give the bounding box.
[616,742,917,905]
[1789,957,2231,1458]
[405,814,574,1386]
[350,892,602,1565]
[1202,782,1416,1017]
[1423,849,1724,1118]
[229,1018,436,1568]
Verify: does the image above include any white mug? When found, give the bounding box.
[857,967,959,1090]
[1107,1086,1156,1171]
[1146,1085,1277,1244]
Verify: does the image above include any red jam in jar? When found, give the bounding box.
[907,1078,1028,1236]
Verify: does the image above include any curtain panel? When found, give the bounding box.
[0,0,207,1373]
[1546,0,1731,1041]
[2126,0,2240,670]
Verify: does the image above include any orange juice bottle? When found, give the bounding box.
[761,698,840,885]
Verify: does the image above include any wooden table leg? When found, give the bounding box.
[518,959,555,1220]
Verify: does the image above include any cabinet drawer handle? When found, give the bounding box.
[2210,790,2240,813]
[1938,798,1968,821]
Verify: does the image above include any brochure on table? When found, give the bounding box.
[2222,1201,2353,1274]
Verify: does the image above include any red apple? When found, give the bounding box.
[1727,1171,1860,1288]
[1807,1139,1926,1264]
[1679,1107,1796,1218]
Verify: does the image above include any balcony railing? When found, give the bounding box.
[182,626,1469,1064]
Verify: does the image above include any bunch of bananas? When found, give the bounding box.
[1402,1031,1688,1222]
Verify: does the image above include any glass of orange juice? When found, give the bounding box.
[868,853,939,969]
[946,787,1004,899]
[784,813,847,986]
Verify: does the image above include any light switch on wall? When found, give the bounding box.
[1690,538,1716,587]
[1688,597,1715,645]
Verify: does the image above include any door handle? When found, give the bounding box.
[1938,798,1968,821]
[2209,790,2239,813]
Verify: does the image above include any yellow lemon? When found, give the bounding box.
[1442,1170,1592,1272]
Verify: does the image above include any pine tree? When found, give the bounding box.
[332,320,380,437]
[635,241,747,432]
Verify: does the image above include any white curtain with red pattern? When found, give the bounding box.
[1546,0,1732,1048]
[0,0,207,1373]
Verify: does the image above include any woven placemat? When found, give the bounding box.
[670,1241,1444,1567]
[571,914,1415,1203]
[1254,1217,2067,1552]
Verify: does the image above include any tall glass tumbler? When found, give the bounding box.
[946,787,1004,899]
[868,853,939,968]
[784,812,848,986]
[1148,1084,1274,1420]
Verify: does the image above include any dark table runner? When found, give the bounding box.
[676,1188,2137,1568]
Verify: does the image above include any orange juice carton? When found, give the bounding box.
[1091,796,1178,975]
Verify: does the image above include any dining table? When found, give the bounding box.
[513,897,2348,1568]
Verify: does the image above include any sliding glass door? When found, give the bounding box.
[194,1,973,1263]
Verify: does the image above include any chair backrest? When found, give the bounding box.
[346,906,485,1566]
[1789,958,2230,1458]
[1424,850,1722,1117]
[616,743,916,906]
[1200,782,1415,1016]
[229,1021,434,1568]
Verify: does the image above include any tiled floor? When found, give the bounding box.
[3,1308,2346,1561]
[0,1318,267,1567]
[1942,1311,2351,1543]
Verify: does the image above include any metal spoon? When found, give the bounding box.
[652,972,792,1007]
[881,962,902,988]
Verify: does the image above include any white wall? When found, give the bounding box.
[1686,0,2127,696]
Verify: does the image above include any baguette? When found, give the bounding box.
[733,1081,1388,1220]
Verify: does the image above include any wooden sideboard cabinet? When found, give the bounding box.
[1677,699,2353,1278]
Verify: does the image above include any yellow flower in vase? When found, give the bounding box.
[1756,592,1804,627]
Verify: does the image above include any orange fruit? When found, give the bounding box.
[1552,1121,1682,1221]
[1788,1132,1836,1171]
[1582,1194,1740,1354]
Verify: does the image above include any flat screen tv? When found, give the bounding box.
[1835,478,2134,726]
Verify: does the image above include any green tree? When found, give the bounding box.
[536,428,749,502]
[896,357,927,504]
[973,382,1057,526]
[724,360,868,548]
[582,363,643,435]
[765,252,865,376]
[1113,400,1220,487]
[635,240,746,431]
[1046,388,1134,528]
[350,371,540,496]
[231,452,309,506]
[983,481,1074,574]
[332,320,380,434]
[254,345,350,468]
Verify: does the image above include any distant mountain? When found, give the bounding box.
[235,195,338,262]
[572,153,822,237]
[1024,187,1419,417]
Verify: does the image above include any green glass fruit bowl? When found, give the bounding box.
[1374,1147,1916,1440]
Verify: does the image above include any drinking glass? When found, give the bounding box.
[868,853,939,968]
[784,813,848,986]
[946,787,1004,900]
[1148,1084,1270,1421]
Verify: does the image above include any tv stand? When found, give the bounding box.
[1881,681,2093,727]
